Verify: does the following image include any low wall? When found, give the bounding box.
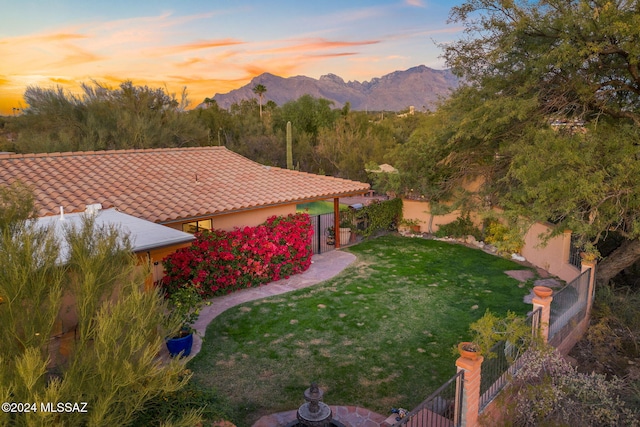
[402,199,467,233]
[521,223,580,282]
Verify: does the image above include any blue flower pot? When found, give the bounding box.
[166,333,193,357]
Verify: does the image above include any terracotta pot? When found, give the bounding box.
[533,286,553,298]
[458,342,480,360]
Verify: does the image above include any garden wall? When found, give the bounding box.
[402,199,582,282]
[402,199,469,233]
[521,223,580,282]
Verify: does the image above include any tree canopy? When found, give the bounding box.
[395,0,640,285]
[13,81,208,152]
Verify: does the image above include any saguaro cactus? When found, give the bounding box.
[286,121,293,170]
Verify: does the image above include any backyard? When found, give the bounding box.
[188,235,536,426]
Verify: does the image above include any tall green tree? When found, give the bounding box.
[252,84,267,119]
[316,111,395,180]
[438,0,640,285]
[0,183,199,426]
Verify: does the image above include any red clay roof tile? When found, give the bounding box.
[1,147,369,223]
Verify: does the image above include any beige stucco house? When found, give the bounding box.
[0,146,370,283]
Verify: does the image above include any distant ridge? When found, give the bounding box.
[208,65,459,112]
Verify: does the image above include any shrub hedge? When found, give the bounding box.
[162,213,313,298]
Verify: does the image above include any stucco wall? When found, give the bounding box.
[521,223,580,282]
[402,199,581,282]
[402,199,465,233]
[163,204,297,233]
[211,204,297,230]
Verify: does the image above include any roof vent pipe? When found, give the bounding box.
[85,203,103,216]
[59,206,65,221]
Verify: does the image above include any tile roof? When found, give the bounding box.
[0,147,370,223]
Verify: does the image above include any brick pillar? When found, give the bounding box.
[532,286,553,343]
[456,354,484,427]
[581,260,597,318]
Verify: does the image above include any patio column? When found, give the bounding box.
[532,286,553,344]
[456,354,483,427]
[334,198,341,248]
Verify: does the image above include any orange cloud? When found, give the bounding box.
[307,52,357,58]
[49,77,77,85]
[260,38,379,55]
[160,38,245,55]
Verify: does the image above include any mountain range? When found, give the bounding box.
[209,65,460,112]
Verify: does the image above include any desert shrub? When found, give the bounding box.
[484,220,524,255]
[497,347,639,426]
[570,285,640,376]
[131,381,234,426]
[434,214,481,239]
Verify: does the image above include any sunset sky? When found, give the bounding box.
[0,0,463,116]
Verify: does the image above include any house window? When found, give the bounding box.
[182,219,212,234]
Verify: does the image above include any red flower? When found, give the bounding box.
[161,213,313,298]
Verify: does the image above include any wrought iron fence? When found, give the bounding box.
[568,234,582,269]
[395,371,463,427]
[309,212,360,254]
[479,308,541,410]
[309,213,334,254]
[548,268,591,346]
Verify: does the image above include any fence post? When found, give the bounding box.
[333,198,341,248]
[456,354,483,427]
[532,286,553,343]
[581,260,597,317]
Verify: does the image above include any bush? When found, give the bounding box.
[162,213,313,298]
[131,380,234,426]
[484,220,524,255]
[495,347,640,426]
[350,198,402,237]
[434,214,481,239]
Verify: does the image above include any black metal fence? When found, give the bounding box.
[309,212,360,254]
[548,268,592,347]
[395,371,464,427]
[309,213,335,254]
[568,234,583,269]
[479,307,541,410]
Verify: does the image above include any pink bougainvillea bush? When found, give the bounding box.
[161,213,313,298]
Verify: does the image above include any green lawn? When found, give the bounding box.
[188,235,535,426]
[296,201,348,215]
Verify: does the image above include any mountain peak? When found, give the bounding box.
[210,65,459,111]
[319,73,346,84]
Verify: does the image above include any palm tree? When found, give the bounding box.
[252,84,267,118]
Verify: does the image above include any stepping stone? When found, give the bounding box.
[504,270,535,282]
